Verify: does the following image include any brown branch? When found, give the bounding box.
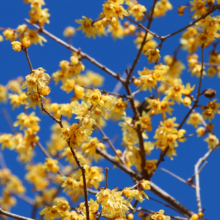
[36,141,51,159]
[23,48,33,71]
[40,104,89,220]
[41,101,63,128]
[0,208,34,220]
[105,167,109,188]
[195,149,213,213]
[196,45,204,102]
[24,19,124,83]
[126,0,157,81]
[95,125,124,164]
[149,196,179,213]
[124,15,161,39]
[125,84,147,179]
[160,168,196,189]
[162,5,220,40]
[69,147,89,220]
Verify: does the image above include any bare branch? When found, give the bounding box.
[24,19,124,83]
[160,168,196,189]
[23,47,33,71]
[195,149,213,213]
[95,125,125,164]
[0,208,34,220]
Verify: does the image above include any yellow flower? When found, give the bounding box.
[187,112,203,128]
[127,2,147,21]
[25,92,45,109]
[110,98,127,120]
[0,35,3,42]
[55,198,70,217]
[9,93,27,109]
[196,127,206,137]
[0,134,13,150]
[11,41,22,52]
[204,133,219,149]
[136,112,152,131]
[108,20,124,39]
[144,141,154,155]
[96,188,132,219]
[3,29,17,41]
[202,108,215,122]
[22,37,31,48]
[165,84,184,104]
[151,210,170,220]
[86,70,104,87]
[63,26,76,37]
[76,16,96,39]
[40,205,61,220]
[139,180,151,190]
[81,137,106,162]
[182,83,195,96]
[146,49,161,63]
[190,0,208,19]
[145,159,157,175]
[44,158,59,174]
[23,29,47,46]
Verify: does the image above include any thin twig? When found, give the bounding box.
[126,0,157,81]
[69,147,90,220]
[40,103,89,220]
[0,151,7,168]
[195,149,213,213]
[24,19,124,83]
[36,141,51,159]
[105,167,109,188]
[0,208,34,220]
[196,45,204,102]
[23,48,33,71]
[41,101,63,128]
[160,168,196,189]
[149,196,179,213]
[95,125,124,164]
[189,161,208,182]
[162,5,220,40]
[124,15,161,39]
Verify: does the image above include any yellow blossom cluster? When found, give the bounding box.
[24,0,50,27]
[4,24,47,45]
[75,0,148,39]
[61,165,103,202]
[40,198,71,220]
[154,118,186,159]
[134,64,168,92]
[0,112,41,162]
[20,67,51,109]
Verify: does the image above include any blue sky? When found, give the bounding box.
[0,1,220,219]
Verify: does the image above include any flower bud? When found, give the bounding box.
[11,41,22,52]
[22,38,31,48]
[178,6,185,16]
[204,88,216,99]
